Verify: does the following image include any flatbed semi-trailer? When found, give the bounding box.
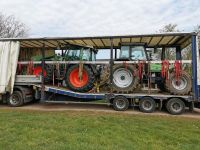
[0,32,199,115]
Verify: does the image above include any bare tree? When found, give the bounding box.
[158,24,181,33]
[0,12,28,38]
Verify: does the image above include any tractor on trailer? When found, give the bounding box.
[0,32,199,115]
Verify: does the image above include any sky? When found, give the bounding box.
[0,0,200,38]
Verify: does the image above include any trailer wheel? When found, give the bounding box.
[167,71,191,95]
[112,65,139,93]
[8,91,24,107]
[66,65,95,92]
[139,97,156,113]
[166,98,185,115]
[112,96,129,111]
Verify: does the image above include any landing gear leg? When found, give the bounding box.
[189,102,194,112]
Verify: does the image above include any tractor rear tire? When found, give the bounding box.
[166,71,191,95]
[112,64,139,93]
[66,65,95,92]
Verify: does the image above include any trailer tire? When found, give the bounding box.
[8,91,24,107]
[166,98,185,115]
[112,64,139,93]
[112,96,129,111]
[166,71,191,95]
[139,97,156,113]
[66,65,95,92]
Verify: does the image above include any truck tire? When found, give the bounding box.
[139,97,156,113]
[112,96,129,111]
[166,71,191,95]
[166,98,185,115]
[66,65,95,92]
[8,91,24,107]
[112,64,139,93]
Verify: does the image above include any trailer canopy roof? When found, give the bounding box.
[0,32,196,49]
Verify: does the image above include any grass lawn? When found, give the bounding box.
[0,109,200,150]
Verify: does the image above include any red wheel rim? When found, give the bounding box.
[33,66,47,77]
[69,67,88,88]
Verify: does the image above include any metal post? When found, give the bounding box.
[161,47,165,60]
[110,38,114,92]
[176,45,181,60]
[115,49,117,59]
[192,35,198,100]
[41,42,45,102]
[61,49,64,57]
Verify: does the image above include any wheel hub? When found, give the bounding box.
[69,67,88,88]
[116,99,126,109]
[121,76,125,80]
[10,95,19,105]
[143,101,153,110]
[172,102,181,111]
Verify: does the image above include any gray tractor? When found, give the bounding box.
[112,43,191,95]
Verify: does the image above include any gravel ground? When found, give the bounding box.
[1,102,200,119]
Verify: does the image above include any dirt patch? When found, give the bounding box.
[1,102,200,119]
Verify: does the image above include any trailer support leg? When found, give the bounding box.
[189,102,194,112]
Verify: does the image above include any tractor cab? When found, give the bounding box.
[119,43,147,61]
[119,43,161,72]
[63,44,97,61]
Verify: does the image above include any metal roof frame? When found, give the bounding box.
[0,32,197,49]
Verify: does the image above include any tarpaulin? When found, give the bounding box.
[0,41,20,94]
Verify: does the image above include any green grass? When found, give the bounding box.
[0,109,200,150]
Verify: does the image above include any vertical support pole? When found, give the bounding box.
[161,46,165,60]
[61,49,64,57]
[41,41,45,102]
[176,45,181,60]
[192,35,198,100]
[115,49,117,59]
[196,35,200,100]
[110,38,114,92]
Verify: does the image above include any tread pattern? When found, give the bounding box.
[165,71,192,95]
[166,98,185,115]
